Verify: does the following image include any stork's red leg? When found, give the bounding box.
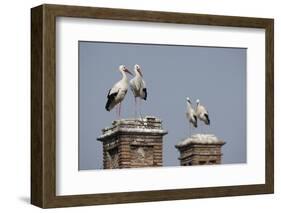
[139,98,143,120]
[134,97,137,118]
[119,103,121,118]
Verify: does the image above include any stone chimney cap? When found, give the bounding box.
[110,116,160,125]
[97,116,168,141]
[175,134,225,148]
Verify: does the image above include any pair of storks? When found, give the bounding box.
[186,97,210,132]
[105,64,147,117]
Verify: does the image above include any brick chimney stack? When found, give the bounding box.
[175,134,225,166]
[97,116,168,169]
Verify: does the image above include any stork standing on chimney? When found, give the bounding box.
[105,65,133,118]
[130,64,147,118]
[196,99,210,132]
[186,97,197,136]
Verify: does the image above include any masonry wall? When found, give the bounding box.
[175,135,225,166]
[97,116,167,169]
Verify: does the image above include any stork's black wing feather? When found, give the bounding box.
[105,91,118,111]
[142,88,147,100]
[194,115,197,123]
[204,113,210,125]
[193,115,198,128]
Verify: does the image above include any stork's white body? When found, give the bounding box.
[130,65,147,100]
[107,79,128,111]
[186,101,197,128]
[105,66,131,112]
[196,100,210,125]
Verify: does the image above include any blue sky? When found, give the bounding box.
[79,41,247,170]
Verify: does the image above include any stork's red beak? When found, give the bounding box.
[125,68,133,76]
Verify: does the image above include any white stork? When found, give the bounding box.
[105,65,133,117]
[129,64,147,117]
[186,97,197,128]
[196,99,210,126]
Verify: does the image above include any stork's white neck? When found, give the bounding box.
[187,102,193,110]
[120,70,128,82]
[134,69,142,77]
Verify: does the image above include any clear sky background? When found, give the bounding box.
[79,41,246,170]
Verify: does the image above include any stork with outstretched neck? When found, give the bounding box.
[130,64,147,118]
[105,65,133,117]
[186,97,197,136]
